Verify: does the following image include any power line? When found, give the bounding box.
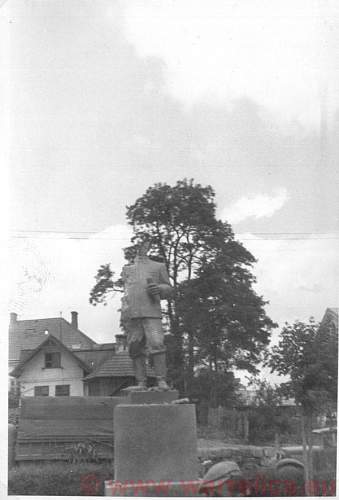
[11,229,339,235]
[9,232,339,241]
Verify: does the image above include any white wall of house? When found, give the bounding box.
[18,348,85,397]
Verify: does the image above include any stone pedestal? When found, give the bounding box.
[114,403,198,482]
[126,389,179,404]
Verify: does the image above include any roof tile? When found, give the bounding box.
[9,317,96,361]
[84,351,155,379]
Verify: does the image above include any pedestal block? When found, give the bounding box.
[114,403,198,483]
[126,390,179,404]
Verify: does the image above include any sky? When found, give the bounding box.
[4,1,339,366]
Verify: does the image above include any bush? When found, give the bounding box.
[8,462,113,496]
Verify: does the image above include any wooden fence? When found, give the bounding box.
[207,407,249,440]
[15,396,124,462]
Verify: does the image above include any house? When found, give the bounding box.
[9,313,155,397]
[83,334,156,396]
[318,307,338,338]
[8,311,100,397]
[10,334,92,397]
[9,311,96,373]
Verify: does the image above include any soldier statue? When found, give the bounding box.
[120,238,173,391]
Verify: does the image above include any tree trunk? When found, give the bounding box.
[306,415,314,493]
[301,412,311,495]
[186,330,195,394]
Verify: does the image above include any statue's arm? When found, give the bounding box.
[158,264,173,299]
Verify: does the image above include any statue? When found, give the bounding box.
[120,238,173,391]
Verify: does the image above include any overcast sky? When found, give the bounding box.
[5,1,339,359]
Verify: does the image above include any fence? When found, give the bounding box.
[207,407,249,440]
[15,396,124,462]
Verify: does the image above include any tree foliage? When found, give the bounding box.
[266,317,338,491]
[89,264,122,306]
[90,179,276,393]
[266,318,337,413]
[189,369,240,408]
[246,379,295,445]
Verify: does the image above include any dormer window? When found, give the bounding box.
[45,352,61,368]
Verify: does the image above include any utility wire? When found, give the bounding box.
[9,230,339,241]
[11,230,339,235]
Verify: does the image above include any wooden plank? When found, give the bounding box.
[20,396,124,420]
[17,435,112,443]
[15,442,113,461]
[17,419,113,439]
[15,396,121,462]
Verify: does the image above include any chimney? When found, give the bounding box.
[10,312,18,325]
[115,334,127,353]
[71,311,78,330]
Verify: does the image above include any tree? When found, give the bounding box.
[176,251,275,387]
[89,264,120,306]
[90,179,276,393]
[266,318,338,493]
[189,369,240,409]
[245,379,294,445]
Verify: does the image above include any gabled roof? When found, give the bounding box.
[72,347,114,371]
[84,351,155,380]
[9,317,96,361]
[319,308,338,330]
[10,334,91,377]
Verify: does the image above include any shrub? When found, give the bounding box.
[8,462,113,496]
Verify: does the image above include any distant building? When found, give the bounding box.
[10,334,92,397]
[84,351,156,396]
[9,311,95,373]
[318,307,338,339]
[8,312,154,397]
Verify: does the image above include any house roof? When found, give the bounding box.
[10,334,91,377]
[9,316,96,362]
[72,347,114,371]
[18,345,116,372]
[319,308,338,330]
[84,351,155,380]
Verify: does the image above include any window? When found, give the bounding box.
[55,384,70,396]
[45,352,61,368]
[34,385,49,396]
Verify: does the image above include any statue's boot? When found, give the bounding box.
[152,352,170,391]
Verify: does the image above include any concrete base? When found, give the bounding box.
[105,479,202,496]
[114,403,198,482]
[126,389,179,404]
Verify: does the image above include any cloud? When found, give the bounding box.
[222,188,288,224]
[121,0,339,124]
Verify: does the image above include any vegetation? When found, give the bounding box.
[246,379,297,445]
[90,179,276,398]
[266,317,338,493]
[8,462,113,496]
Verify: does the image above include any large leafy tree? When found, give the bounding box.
[90,179,275,393]
[176,250,275,384]
[266,318,338,491]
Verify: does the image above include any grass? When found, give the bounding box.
[8,461,114,496]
